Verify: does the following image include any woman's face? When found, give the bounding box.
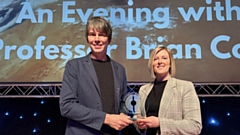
[153,49,171,80]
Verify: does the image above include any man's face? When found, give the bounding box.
[87,28,109,55]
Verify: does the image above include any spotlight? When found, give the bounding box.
[47,118,51,123]
[209,117,219,126]
[33,112,37,116]
[32,128,37,133]
[5,112,9,116]
[41,100,45,104]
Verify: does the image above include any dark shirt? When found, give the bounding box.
[145,80,167,135]
[92,58,117,135]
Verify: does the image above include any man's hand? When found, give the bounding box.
[104,113,133,130]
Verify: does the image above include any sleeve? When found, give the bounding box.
[133,85,148,135]
[59,60,106,131]
[122,67,128,99]
[118,65,128,114]
[159,81,202,135]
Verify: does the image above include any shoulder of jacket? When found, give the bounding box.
[172,78,191,83]
[140,83,153,89]
[111,59,125,69]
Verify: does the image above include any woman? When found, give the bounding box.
[135,46,202,135]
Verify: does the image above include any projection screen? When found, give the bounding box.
[0,0,240,83]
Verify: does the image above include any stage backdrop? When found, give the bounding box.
[0,0,240,83]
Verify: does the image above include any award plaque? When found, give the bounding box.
[123,91,138,115]
[120,89,149,121]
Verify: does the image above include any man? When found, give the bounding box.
[59,16,132,135]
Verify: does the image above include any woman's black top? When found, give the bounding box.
[145,80,167,135]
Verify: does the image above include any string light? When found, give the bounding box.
[40,100,45,104]
[33,112,37,116]
[209,117,219,126]
[32,128,37,133]
[5,112,9,116]
[47,118,51,123]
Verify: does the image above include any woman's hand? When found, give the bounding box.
[136,116,160,128]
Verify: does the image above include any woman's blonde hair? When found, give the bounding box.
[148,46,176,79]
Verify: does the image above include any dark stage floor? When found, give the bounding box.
[0,97,240,135]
